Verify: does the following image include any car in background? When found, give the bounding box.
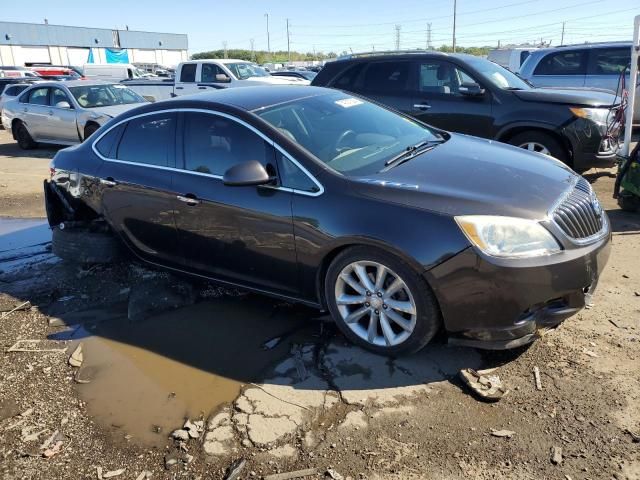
[0,83,32,119]
[44,86,610,355]
[487,47,538,72]
[518,42,639,123]
[1,80,148,148]
[271,70,318,81]
[312,51,620,171]
[0,66,40,78]
[29,66,83,80]
[83,63,149,81]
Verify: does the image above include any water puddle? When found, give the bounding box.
[72,296,320,446]
[0,217,53,274]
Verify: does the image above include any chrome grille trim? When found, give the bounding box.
[550,176,608,245]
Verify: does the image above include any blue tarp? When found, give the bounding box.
[87,49,94,64]
[105,48,129,64]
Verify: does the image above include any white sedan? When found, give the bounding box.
[1,80,148,149]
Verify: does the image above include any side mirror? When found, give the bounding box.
[458,82,485,96]
[55,101,71,109]
[223,160,272,186]
[215,74,231,83]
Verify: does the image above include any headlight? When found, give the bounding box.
[569,107,610,125]
[455,215,561,258]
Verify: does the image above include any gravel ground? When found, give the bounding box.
[0,129,639,479]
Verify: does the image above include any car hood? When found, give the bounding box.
[87,103,147,118]
[246,76,310,85]
[354,134,578,220]
[512,87,618,107]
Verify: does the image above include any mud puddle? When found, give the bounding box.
[71,296,322,446]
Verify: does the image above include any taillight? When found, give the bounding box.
[50,167,56,178]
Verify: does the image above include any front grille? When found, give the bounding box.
[552,178,604,240]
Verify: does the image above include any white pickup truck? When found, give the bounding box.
[123,59,308,101]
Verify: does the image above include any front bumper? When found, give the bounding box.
[562,117,618,170]
[426,230,611,350]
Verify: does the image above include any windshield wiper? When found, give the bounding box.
[383,139,444,170]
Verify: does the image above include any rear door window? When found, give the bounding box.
[332,63,365,90]
[588,47,630,75]
[116,113,177,167]
[359,61,411,93]
[95,124,125,158]
[533,50,587,75]
[179,64,197,83]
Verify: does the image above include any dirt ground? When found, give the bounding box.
[0,129,639,480]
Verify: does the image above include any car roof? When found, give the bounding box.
[331,50,480,64]
[168,85,334,111]
[533,41,632,54]
[23,79,122,88]
[182,59,251,65]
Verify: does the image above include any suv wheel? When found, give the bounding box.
[508,131,567,164]
[14,121,37,150]
[325,246,441,356]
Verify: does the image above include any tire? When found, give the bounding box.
[14,121,37,150]
[508,131,568,164]
[618,193,639,212]
[83,123,99,141]
[324,246,441,356]
[52,227,122,264]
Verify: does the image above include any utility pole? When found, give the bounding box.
[395,24,401,51]
[250,38,255,62]
[264,13,271,57]
[286,18,291,63]
[560,21,565,45]
[427,23,432,49]
[452,0,457,52]
[222,41,228,59]
[498,39,501,48]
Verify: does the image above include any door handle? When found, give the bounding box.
[198,86,206,90]
[413,103,431,110]
[23,108,28,113]
[48,110,54,116]
[100,177,117,187]
[175,86,184,90]
[177,194,200,206]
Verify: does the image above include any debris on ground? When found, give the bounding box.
[223,458,246,480]
[459,368,507,402]
[102,468,126,478]
[68,343,83,367]
[550,445,563,465]
[533,366,542,391]
[490,429,515,438]
[1,300,31,318]
[8,339,67,353]
[582,348,599,358]
[134,471,152,480]
[263,468,318,480]
[325,468,345,480]
[626,428,640,443]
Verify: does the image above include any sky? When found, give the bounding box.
[3,0,639,55]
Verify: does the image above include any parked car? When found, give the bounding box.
[29,66,82,79]
[124,59,308,102]
[0,66,40,78]
[518,42,639,124]
[1,80,148,148]
[312,51,620,172]
[0,83,32,119]
[83,63,149,81]
[271,70,318,81]
[487,47,538,72]
[44,86,610,355]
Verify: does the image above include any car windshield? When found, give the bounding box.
[255,91,444,176]
[68,84,145,108]
[226,63,270,80]
[465,56,531,90]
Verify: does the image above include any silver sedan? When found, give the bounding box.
[1,80,148,149]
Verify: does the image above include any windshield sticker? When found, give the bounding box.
[335,98,364,108]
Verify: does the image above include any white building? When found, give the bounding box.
[0,21,188,68]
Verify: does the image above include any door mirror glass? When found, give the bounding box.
[458,82,485,96]
[223,160,271,186]
[55,101,71,109]
[215,73,231,83]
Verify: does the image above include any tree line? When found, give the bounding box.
[191,45,493,64]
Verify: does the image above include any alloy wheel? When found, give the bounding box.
[334,260,417,347]
[518,141,550,155]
